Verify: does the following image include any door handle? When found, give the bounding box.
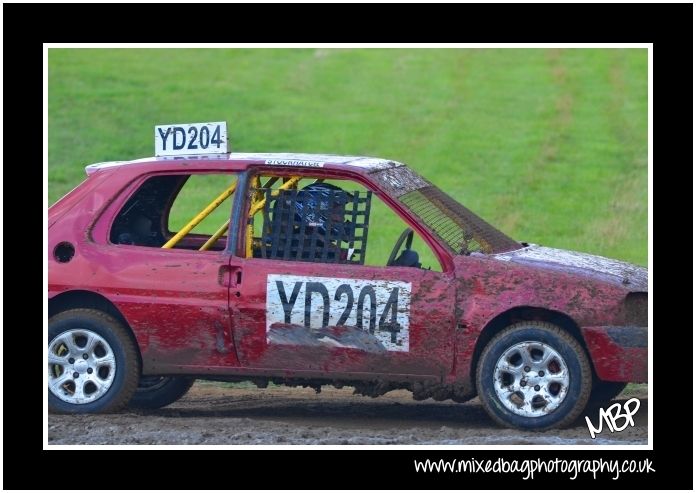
[218,265,243,288]
[218,265,232,287]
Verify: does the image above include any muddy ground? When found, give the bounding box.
[48,382,648,445]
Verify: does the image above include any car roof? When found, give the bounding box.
[85,152,405,175]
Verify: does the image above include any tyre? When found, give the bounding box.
[128,376,195,409]
[48,309,140,414]
[476,321,592,430]
[584,380,627,411]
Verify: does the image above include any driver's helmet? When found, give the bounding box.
[293,183,354,241]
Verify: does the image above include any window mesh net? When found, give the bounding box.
[252,187,372,264]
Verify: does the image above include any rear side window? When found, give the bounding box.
[168,174,236,235]
[109,173,237,251]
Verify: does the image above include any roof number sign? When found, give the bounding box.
[155,122,228,156]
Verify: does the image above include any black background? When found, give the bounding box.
[5,2,691,490]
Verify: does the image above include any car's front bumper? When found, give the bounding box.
[581,326,648,383]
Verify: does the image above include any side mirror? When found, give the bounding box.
[393,249,421,268]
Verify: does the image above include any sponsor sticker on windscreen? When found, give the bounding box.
[155,122,228,156]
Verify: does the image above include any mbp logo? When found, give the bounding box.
[585,398,640,439]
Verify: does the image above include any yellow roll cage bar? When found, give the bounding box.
[162,174,321,253]
[161,181,237,250]
[245,176,302,257]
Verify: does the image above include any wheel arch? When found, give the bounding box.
[470,306,589,390]
[48,290,141,364]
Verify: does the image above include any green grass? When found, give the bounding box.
[621,383,648,399]
[49,48,647,266]
[195,380,279,390]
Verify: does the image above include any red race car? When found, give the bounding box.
[48,122,648,430]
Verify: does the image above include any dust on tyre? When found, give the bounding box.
[476,321,592,430]
[48,309,139,414]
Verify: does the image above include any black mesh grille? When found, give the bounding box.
[399,186,519,255]
[252,188,372,264]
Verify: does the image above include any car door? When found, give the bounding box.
[98,247,237,372]
[232,259,455,378]
[90,172,240,373]
[230,172,456,379]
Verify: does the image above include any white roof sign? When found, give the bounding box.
[155,121,228,156]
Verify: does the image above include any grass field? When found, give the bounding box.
[48,48,647,266]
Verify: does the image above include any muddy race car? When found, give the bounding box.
[48,122,648,430]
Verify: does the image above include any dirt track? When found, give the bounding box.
[48,382,648,445]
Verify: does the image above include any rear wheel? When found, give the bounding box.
[476,321,592,430]
[48,309,139,413]
[128,376,195,409]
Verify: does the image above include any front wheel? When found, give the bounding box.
[476,321,592,430]
[128,376,195,409]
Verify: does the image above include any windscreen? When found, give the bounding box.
[370,166,520,255]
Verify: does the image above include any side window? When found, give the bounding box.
[367,190,443,272]
[246,174,442,271]
[110,173,237,251]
